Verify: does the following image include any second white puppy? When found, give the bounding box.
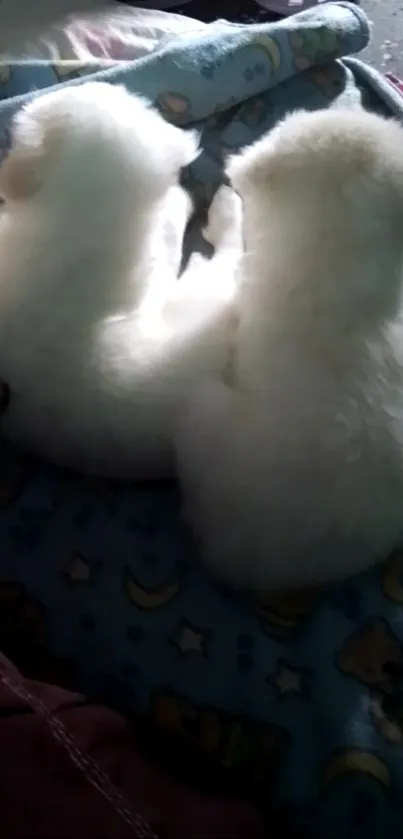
[0,82,242,478]
[177,107,403,592]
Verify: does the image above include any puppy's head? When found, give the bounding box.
[227,107,403,241]
[0,82,200,204]
[226,108,403,325]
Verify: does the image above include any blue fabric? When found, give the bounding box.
[0,5,403,837]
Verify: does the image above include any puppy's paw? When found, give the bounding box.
[203,185,243,249]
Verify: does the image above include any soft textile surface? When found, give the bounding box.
[0,651,266,838]
[6,4,207,62]
[0,5,403,837]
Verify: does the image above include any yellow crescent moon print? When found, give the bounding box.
[257,587,321,637]
[258,603,297,632]
[322,748,390,792]
[123,565,179,610]
[382,550,403,604]
[252,35,281,74]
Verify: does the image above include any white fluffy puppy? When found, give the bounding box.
[177,107,403,592]
[0,82,242,478]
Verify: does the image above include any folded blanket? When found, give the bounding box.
[0,5,402,838]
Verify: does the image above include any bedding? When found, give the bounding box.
[5,4,207,62]
[0,650,267,838]
[0,4,402,838]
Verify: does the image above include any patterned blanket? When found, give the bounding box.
[0,4,402,837]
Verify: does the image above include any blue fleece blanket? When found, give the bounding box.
[0,5,403,837]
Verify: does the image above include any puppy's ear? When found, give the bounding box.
[0,147,43,200]
[0,103,62,201]
[225,144,276,196]
[226,110,310,195]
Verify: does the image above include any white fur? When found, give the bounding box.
[0,82,242,478]
[177,107,403,592]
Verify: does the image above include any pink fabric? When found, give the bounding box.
[386,72,403,97]
[0,652,266,839]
